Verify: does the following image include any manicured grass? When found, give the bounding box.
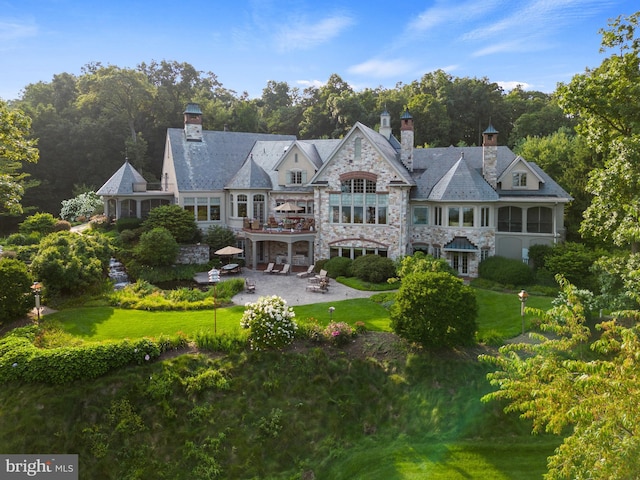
[51,298,392,341]
[323,439,558,479]
[475,289,553,339]
[50,305,247,341]
[51,289,552,343]
[292,298,392,331]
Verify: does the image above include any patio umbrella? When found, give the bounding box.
[274,202,303,213]
[215,245,244,264]
[215,246,244,256]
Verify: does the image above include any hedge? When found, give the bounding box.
[0,326,165,384]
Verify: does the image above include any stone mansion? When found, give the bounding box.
[98,103,571,277]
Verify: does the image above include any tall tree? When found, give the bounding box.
[76,65,154,171]
[515,130,598,242]
[0,100,39,215]
[481,277,640,478]
[557,11,640,249]
[259,80,303,135]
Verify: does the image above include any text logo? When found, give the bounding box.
[1,455,77,479]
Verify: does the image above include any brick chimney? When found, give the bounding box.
[482,123,498,189]
[400,109,414,172]
[184,103,203,142]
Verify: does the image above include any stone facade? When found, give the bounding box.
[99,105,572,278]
[176,244,210,265]
[313,132,411,260]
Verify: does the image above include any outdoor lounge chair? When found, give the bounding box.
[279,263,290,275]
[314,269,328,281]
[262,263,275,274]
[245,278,256,293]
[306,282,328,293]
[296,264,315,278]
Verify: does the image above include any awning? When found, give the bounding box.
[443,236,478,252]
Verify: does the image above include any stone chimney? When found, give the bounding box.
[184,103,203,142]
[482,123,498,189]
[379,108,392,139]
[400,109,414,172]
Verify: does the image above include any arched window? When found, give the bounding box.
[253,194,265,222]
[237,194,248,218]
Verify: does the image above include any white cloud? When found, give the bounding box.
[463,0,605,43]
[295,79,325,90]
[348,58,416,78]
[0,19,37,42]
[407,0,503,33]
[275,14,354,52]
[498,81,533,91]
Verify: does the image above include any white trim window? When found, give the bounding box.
[412,206,429,225]
[330,178,387,225]
[184,197,221,221]
[512,171,527,188]
[287,170,306,185]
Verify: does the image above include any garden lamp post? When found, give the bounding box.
[518,289,529,336]
[328,306,335,322]
[31,281,42,321]
[208,268,220,334]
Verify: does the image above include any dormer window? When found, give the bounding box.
[287,170,305,185]
[512,172,527,188]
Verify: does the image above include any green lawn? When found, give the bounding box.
[51,288,553,342]
[4,287,561,478]
[51,298,391,341]
[475,288,553,339]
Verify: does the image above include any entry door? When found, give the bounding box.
[452,253,469,275]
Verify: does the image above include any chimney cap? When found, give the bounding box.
[184,103,202,115]
[483,123,498,134]
[400,108,413,120]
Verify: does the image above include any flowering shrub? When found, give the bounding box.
[323,321,355,346]
[240,295,297,351]
[296,317,324,343]
[60,191,102,222]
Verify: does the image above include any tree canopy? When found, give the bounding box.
[557,12,640,249]
[481,277,640,479]
[11,62,570,220]
[0,100,39,216]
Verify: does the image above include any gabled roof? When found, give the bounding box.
[167,128,296,191]
[310,122,415,186]
[411,146,571,201]
[428,156,499,201]
[97,160,146,195]
[497,155,545,185]
[272,140,330,172]
[226,154,272,189]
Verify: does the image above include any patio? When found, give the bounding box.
[194,267,376,306]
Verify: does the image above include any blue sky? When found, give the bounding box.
[0,0,636,102]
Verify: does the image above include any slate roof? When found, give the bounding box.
[167,128,296,191]
[428,156,499,201]
[97,160,146,195]
[226,154,272,189]
[163,121,569,202]
[352,122,415,186]
[411,146,571,201]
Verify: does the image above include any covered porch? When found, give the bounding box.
[242,230,316,269]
